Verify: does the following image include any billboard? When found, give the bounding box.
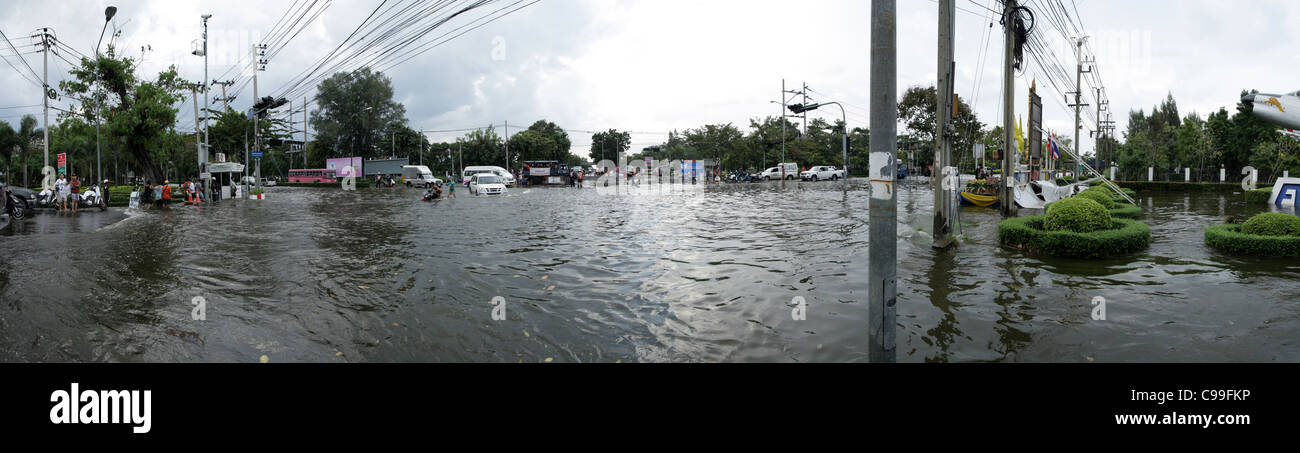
[327,157,363,178]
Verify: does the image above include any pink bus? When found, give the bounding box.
[288,169,338,183]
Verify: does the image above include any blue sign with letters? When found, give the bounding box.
[1271,178,1300,208]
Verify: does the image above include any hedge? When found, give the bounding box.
[1112,181,1242,192]
[999,216,1151,258]
[1205,224,1300,257]
[1075,190,1116,209]
[1108,204,1142,219]
[1241,212,1300,237]
[1044,199,1142,219]
[1043,197,1112,233]
[1245,188,1273,205]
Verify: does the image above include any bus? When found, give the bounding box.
[288,169,338,183]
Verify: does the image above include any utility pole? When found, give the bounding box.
[200,14,212,203]
[801,82,808,135]
[1093,87,1105,177]
[1000,0,1018,217]
[504,120,509,169]
[249,43,266,198]
[41,28,49,184]
[1068,37,1091,177]
[868,0,898,363]
[192,84,202,183]
[213,80,235,111]
[781,79,786,170]
[933,0,955,249]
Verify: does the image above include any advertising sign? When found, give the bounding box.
[327,157,363,178]
[57,153,66,175]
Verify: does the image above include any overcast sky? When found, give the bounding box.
[1,0,1297,157]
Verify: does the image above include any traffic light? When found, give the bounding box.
[787,103,808,114]
[252,96,289,119]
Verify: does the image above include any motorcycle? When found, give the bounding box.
[73,181,109,211]
[2,179,26,221]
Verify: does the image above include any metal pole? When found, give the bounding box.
[781,79,786,172]
[868,0,897,363]
[504,120,509,169]
[934,0,954,246]
[1000,0,1019,217]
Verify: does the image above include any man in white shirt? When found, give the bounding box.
[54,174,69,212]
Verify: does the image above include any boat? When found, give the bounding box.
[959,191,1000,207]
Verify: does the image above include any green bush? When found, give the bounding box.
[1205,224,1300,256]
[999,216,1151,258]
[1043,197,1112,233]
[1108,204,1142,219]
[1245,188,1273,205]
[1075,190,1116,209]
[1240,212,1300,237]
[1113,181,1240,192]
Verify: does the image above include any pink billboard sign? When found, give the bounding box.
[327,157,363,177]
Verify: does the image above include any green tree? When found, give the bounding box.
[308,67,407,162]
[60,48,188,183]
[13,115,41,186]
[896,85,983,170]
[589,129,630,163]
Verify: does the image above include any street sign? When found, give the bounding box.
[251,152,264,158]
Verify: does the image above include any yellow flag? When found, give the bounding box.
[1014,116,1027,157]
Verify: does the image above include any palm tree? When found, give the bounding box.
[17,115,40,187]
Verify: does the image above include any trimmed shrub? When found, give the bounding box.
[1205,224,1300,257]
[1108,204,1142,219]
[1245,188,1273,205]
[1044,197,1112,233]
[1112,181,1240,192]
[999,216,1151,258]
[1240,212,1300,237]
[1075,190,1116,209]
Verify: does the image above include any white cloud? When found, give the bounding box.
[1,0,1297,158]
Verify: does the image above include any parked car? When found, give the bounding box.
[260,178,277,187]
[759,162,799,180]
[491,169,517,187]
[462,166,509,185]
[800,165,845,181]
[469,174,507,195]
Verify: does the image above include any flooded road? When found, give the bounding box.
[1,180,1297,362]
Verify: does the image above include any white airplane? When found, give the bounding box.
[1243,91,1300,138]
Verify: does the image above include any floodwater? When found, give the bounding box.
[0,179,1296,362]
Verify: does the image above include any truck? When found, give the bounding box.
[402,165,441,188]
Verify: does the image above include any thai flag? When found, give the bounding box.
[1049,134,1060,160]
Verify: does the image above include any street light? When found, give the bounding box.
[788,101,849,187]
[92,6,116,190]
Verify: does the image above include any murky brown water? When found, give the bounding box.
[1,180,1296,362]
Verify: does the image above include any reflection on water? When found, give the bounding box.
[1,181,1298,362]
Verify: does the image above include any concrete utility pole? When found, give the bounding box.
[868,0,898,363]
[192,84,201,176]
[933,0,955,248]
[504,120,509,169]
[1000,0,1018,217]
[1068,37,1090,177]
[781,79,787,170]
[214,80,235,111]
[42,28,49,183]
[802,82,808,134]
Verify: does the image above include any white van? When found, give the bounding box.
[402,165,440,188]
[462,166,512,186]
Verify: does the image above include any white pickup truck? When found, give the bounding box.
[800,165,845,181]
